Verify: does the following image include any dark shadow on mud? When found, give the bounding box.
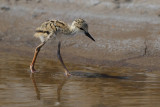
[70,71,129,79]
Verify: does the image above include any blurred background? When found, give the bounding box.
[1,0,160,68]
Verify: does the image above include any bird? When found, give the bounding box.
[30,18,95,76]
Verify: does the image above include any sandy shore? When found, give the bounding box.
[1,0,160,70]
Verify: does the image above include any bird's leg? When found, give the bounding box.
[57,41,71,76]
[30,42,46,73]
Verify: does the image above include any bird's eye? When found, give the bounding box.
[80,28,84,30]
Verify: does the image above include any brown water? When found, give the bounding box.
[0,53,160,107]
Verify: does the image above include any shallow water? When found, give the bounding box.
[0,53,160,107]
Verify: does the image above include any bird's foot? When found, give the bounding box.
[30,65,39,73]
[66,73,71,77]
[64,70,71,77]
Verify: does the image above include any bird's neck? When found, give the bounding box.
[69,25,79,35]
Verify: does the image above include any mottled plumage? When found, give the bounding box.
[34,18,94,42]
[30,18,95,76]
[34,20,69,41]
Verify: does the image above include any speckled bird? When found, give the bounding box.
[30,18,95,76]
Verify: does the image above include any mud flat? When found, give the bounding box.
[0,0,160,70]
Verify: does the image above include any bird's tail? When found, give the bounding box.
[34,27,49,38]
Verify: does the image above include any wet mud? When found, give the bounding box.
[0,53,160,107]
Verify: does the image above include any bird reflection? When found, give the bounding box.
[30,71,128,104]
[30,73,68,103]
[57,77,68,103]
[30,73,40,100]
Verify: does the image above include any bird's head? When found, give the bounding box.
[72,18,95,42]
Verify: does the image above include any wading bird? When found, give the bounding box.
[30,18,95,76]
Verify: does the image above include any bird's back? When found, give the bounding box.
[34,20,70,39]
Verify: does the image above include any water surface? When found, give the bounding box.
[0,53,160,107]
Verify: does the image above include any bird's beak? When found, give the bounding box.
[84,31,95,42]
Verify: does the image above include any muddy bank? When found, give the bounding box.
[1,0,160,70]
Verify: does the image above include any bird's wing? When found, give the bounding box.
[53,20,70,34]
